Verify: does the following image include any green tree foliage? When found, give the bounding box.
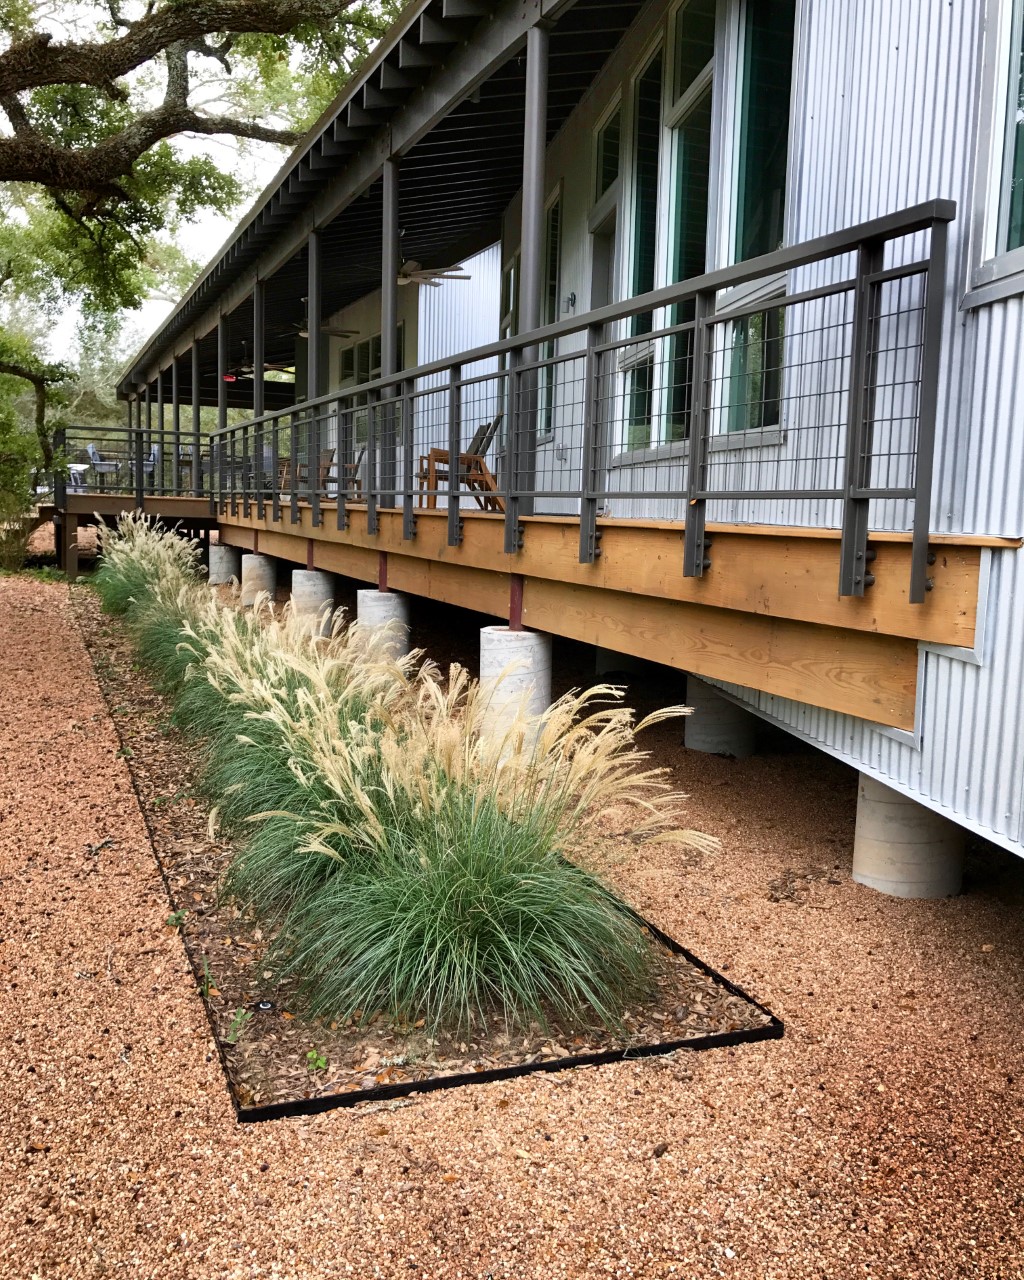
[0,0,402,474]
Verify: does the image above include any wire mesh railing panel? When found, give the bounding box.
[202,202,952,599]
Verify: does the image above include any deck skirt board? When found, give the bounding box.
[522,580,919,730]
[218,506,982,647]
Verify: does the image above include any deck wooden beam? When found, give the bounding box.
[217,506,983,648]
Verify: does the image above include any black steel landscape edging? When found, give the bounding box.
[231,927,784,1124]
[83,604,784,1127]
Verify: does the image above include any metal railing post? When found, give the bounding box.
[683,289,714,578]
[289,411,299,525]
[447,364,462,547]
[254,418,265,521]
[366,392,379,535]
[310,405,322,529]
[53,426,67,511]
[337,401,351,532]
[909,219,949,603]
[503,348,523,555]
[578,324,602,564]
[839,238,885,597]
[229,426,238,517]
[134,404,145,512]
[271,419,281,523]
[402,380,417,541]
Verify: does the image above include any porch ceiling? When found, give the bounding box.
[134,0,650,402]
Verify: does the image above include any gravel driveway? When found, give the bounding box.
[2,574,1022,1280]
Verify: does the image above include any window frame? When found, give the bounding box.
[968,0,1024,305]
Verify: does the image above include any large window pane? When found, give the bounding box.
[735,0,795,261]
[675,0,716,101]
[632,53,663,327]
[668,86,712,440]
[596,110,621,199]
[1005,10,1024,251]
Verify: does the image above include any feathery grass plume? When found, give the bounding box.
[259,666,715,1032]
[95,510,202,616]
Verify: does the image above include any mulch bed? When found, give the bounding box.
[70,586,779,1120]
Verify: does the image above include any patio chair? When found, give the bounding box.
[86,442,120,489]
[296,447,337,493]
[417,411,504,512]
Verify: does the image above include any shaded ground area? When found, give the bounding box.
[2,574,1023,1279]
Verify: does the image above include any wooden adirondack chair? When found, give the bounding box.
[418,411,504,512]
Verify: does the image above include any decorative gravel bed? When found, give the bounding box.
[70,588,778,1120]
[6,573,1024,1280]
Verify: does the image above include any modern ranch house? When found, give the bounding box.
[55,0,1024,895]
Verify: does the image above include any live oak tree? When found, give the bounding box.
[0,0,400,484]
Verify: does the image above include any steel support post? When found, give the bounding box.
[380,157,400,510]
[909,219,948,603]
[191,343,203,499]
[515,21,549,523]
[253,279,266,519]
[839,239,885,597]
[447,364,462,547]
[155,370,164,495]
[578,323,603,563]
[682,290,714,578]
[171,356,181,495]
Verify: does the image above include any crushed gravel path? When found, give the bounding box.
[2,574,1023,1280]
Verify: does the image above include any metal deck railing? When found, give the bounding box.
[64,201,955,602]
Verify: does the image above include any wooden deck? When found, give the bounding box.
[215,503,1010,730]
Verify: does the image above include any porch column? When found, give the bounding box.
[155,369,164,493]
[380,156,400,507]
[306,230,322,400]
[171,354,181,494]
[191,342,202,497]
[217,316,228,434]
[516,21,549,518]
[253,279,266,512]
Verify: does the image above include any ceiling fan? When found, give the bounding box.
[398,260,471,287]
[225,341,294,381]
[289,298,360,340]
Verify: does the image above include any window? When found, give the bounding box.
[596,110,621,200]
[626,52,663,449]
[734,0,795,262]
[1001,3,1024,253]
[667,1,716,439]
[631,53,664,327]
[725,306,784,433]
[540,198,562,438]
[673,0,716,103]
[500,254,520,340]
[338,326,405,388]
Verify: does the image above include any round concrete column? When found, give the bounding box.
[239,552,277,609]
[852,774,964,899]
[683,677,756,759]
[356,589,410,660]
[208,544,242,586]
[479,626,552,742]
[291,569,335,633]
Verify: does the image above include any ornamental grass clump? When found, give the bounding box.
[96,517,716,1037]
[250,666,714,1033]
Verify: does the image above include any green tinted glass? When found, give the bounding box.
[735,0,795,261]
[675,0,716,100]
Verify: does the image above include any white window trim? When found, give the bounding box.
[967,0,1024,305]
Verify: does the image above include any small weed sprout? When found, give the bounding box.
[166,909,187,928]
[199,956,217,998]
[306,1048,328,1073]
[226,1008,253,1045]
